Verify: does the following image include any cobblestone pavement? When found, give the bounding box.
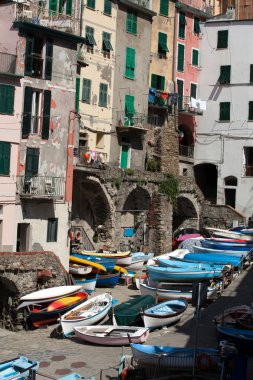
[1,266,253,379]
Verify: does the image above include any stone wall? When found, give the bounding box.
[158,115,179,176]
[200,203,246,229]
[0,251,69,331]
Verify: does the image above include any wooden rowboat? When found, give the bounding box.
[80,249,131,259]
[74,325,149,346]
[0,356,39,379]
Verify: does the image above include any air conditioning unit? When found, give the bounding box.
[23,10,33,19]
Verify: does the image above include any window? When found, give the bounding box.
[224,176,237,186]
[102,32,113,52]
[192,49,199,66]
[49,0,57,14]
[96,132,104,148]
[160,0,168,16]
[99,83,108,107]
[59,0,72,15]
[250,64,253,83]
[177,44,185,72]
[124,94,135,126]
[249,101,253,121]
[243,147,253,176]
[151,74,165,91]
[25,147,39,178]
[85,26,96,46]
[178,11,186,39]
[87,0,95,9]
[75,77,80,112]
[25,37,53,80]
[0,84,14,115]
[22,87,51,139]
[82,78,91,103]
[217,30,228,49]
[126,11,137,35]
[0,142,11,176]
[219,65,231,84]
[193,17,200,34]
[177,79,184,110]
[158,32,169,56]
[219,102,230,121]
[104,0,111,15]
[125,47,135,79]
[190,83,197,99]
[47,218,58,242]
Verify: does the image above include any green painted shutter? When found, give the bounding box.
[177,79,184,110]
[0,84,14,115]
[22,87,32,138]
[160,76,165,91]
[192,49,199,66]
[194,17,200,34]
[49,0,57,13]
[104,0,111,15]
[42,90,51,140]
[25,36,34,76]
[125,95,135,125]
[250,65,253,83]
[220,102,230,121]
[190,83,197,99]
[75,77,80,112]
[45,40,53,80]
[0,142,11,176]
[59,0,63,13]
[158,32,169,55]
[99,83,107,107]
[102,32,113,52]
[120,145,129,169]
[249,102,253,120]
[160,0,168,16]
[177,44,185,71]
[217,30,228,49]
[87,0,95,9]
[47,218,58,242]
[82,79,91,103]
[126,12,137,34]
[219,66,231,84]
[179,12,186,39]
[66,0,72,15]
[125,47,135,79]
[151,74,157,88]
[25,147,39,178]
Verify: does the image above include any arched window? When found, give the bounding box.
[224,176,237,186]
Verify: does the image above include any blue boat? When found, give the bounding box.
[193,244,251,258]
[216,324,253,351]
[147,265,222,282]
[132,252,154,263]
[0,356,39,379]
[169,250,243,267]
[157,257,225,271]
[201,239,253,252]
[72,274,98,294]
[71,252,117,272]
[96,270,120,288]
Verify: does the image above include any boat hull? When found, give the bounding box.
[72,275,98,294]
[96,271,120,288]
[147,265,222,282]
[125,259,145,272]
[216,324,253,350]
[0,356,39,379]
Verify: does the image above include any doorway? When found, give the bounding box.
[16,223,30,252]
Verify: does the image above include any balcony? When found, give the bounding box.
[178,96,204,116]
[17,176,65,199]
[15,1,79,35]
[116,112,152,133]
[176,0,213,15]
[76,148,108,170]
[0,52,17,75]
[179,144,194,158]
[125,0,152,10]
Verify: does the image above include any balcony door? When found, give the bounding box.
[120,144,130,169]
[16,223,30,252]
[25,148,39,179]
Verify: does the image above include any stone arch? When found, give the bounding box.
[194,163,217,203]
[173,196,199,231]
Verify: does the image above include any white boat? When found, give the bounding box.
[147,249,189,266]
[116,255,132,266]
[17,285,83,310]
[132,252,154,263]
[141,298,188,329]
[60,293,113,337]
[125,259,145,272]
[72,274,98,294]
[69,264,92,275]
[74,325,149,346]
[206,227,253,241]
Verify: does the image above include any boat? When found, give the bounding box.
[70,253,114,271]
[116,255,132,266]
[111,295,155,326]
[79,249,131,259]
[216,324,253,350]
[141,298,188,329]
[96,270,120,288]
[60,293,113,337]
[72,274,98,294]
[139,279,218,302]
[131,344,219,369]
[125,259,145,272]
[157,257,225,271]
[69,264,92,276]
[168,250,244,267]
[17,285,83,310]
[201,238,253,252]
[28,291,88,327]
[147,265,222,283]
[0,356,39,379]
[132,252,154,263]
[206,227,253,241]
[214,304,252,326]
[192,244,251,258]
[133,273,148,290]
[74,325,149,346]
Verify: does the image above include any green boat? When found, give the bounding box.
[111,295,155,326]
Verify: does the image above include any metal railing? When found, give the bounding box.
[77,147,108,169]
[116,111,152,130]
[17,176,65,198]
[0,52,17,74]
[126,0,152,10]
[71,225,95,251]
[179,144,194,158]
[178,96,203,115]
[179,0,213,15]
[243,165,253,177]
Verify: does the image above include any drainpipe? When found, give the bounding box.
[80,0,84,37]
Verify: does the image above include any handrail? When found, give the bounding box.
[71,225,95,251]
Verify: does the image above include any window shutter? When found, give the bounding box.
[217,30,228,48]
[75,77,80,112]
[179,12,186,39]
[25,36,34,76]
[250,65,253,83]
[104,0,111,15]
[219,66,231,84]
[190,83,197,99]
[26,147,39,177]
[49,0,57,13]
[0,142,11,176]
[87,0,95,9]
[42,90,51,140]
[125,47,135,79]
[160,76,165,91]
[22,87,32,138]
[194,17,200,34]
[192,49,198,66]
[59,0,63,13]
[132,13,137,34]
[126,12,137,34]
[45,40,53,80]
[220,102,230,121]
[177,44,185,71]
[99,83,107,107]
[158,32,169,55]
[151,74,157,88]
[160,0,168,16]
[125,95,135,116]
[177,79,184,110]
[0,84,14,115]
[47,218,58,242]
[66,0,72,15]
[249,102,253,120]
[82,79,91,103]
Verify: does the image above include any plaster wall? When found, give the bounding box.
[0,3,18,55]
[195,20,253,219]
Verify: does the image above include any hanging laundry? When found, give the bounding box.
[148,87,156,104]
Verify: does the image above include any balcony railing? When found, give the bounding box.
[178,96,204,115]
[17,176,65,198]
[116,111,152,131]
[0,52,17,75]
[15,1,79,35]
[178,0,213,15]
[126,0,152,10]
[77,147,108,169]
[179,144,194,158]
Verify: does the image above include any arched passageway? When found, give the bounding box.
[173,196,198,231]
[194,163,217,203]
